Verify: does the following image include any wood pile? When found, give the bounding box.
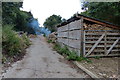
[84,23,114,30]
[48,32,57,43]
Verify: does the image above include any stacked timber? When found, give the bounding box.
[84,23,114,30]
[48,32,57,43]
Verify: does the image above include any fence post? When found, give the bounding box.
[83,31,86,57]
[68,24,69,48]
[104,30,107,55]
[80,17,84,57]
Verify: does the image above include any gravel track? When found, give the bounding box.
[2,36,89,78]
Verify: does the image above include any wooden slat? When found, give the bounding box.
[85,41,103,43]
[68,30,81,39]
[57,38,62,43]
[85,34,105,57]
[87,53,120,58]
[85,33,103,35]
[62,38,69,46]
[85,41,119,43]
[86,50,104,52]
[57,24,68,32]
[57,32,68,38]
[85,33,120,36]
[106,37,120,55]
[69,20,81,30]
[68,39,81,49]
[84,30,120,32]
[86,49,120,52]
[107,33,120,35]
[85,45,120,48]
[57,38,69,45]
[86,37,120,40]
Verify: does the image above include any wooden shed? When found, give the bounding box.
[57,14,120,57]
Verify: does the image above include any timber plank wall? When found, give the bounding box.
[57,16,120,57]
[57,18,83,56]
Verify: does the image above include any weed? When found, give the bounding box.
[2,26,22,56]
[93,56,100,59]
[21,33,31,48]
[53,43,92,62]
[47,40,53,43]
[2,25,31,57]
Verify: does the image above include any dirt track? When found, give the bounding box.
[2,36,89,78]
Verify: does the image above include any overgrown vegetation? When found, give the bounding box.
[2,2,34,64]
[2,25,31,63]
[47,40,53,43]
[81,2,120,26]
[2,2,35,33]
[53,43,92,63]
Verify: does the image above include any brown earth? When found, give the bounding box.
[78,57,119,78]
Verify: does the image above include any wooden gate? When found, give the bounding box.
[83,30,120,57]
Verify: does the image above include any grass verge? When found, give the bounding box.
[53,43,92,63]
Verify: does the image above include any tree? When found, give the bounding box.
[2,2,23,25]
[2,2,35,33]
[43,14,62,32]
[81,2,120,26]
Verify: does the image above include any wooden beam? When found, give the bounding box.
[87,53,120,58]
[104,30,107,54]
[83,17,120,29]
[83,31,86,56]
[80,17,84,57]
[106,37,120,55]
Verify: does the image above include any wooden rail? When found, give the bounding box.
[84,30,120,57]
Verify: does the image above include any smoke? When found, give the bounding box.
[27,18,51,36]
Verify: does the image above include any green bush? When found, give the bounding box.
[2,25,23,56]
[21,33,31,48]
[47,40,53,43]
[2,25,31,57]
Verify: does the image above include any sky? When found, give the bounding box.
[21,0,82,26]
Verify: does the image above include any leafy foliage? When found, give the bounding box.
[2,25,31,57]
[43,14,62,32]
[2,2,33,64]
[2,2,22,25]
[53,43,92,62]
[81,2,120,26]
[2,25,23,56]
[2,2,35,33]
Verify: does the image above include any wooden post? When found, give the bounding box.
[104,30,107,55]
[80,17,84,57]
[83,31,86,57]
[68,24,69,49]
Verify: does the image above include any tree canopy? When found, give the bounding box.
[2,2,35,33]
[81,2,120,26]
[43,14,62,32]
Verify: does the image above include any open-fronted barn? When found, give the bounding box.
[57,14,120,57]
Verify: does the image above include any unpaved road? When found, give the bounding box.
[2,36,89,78]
